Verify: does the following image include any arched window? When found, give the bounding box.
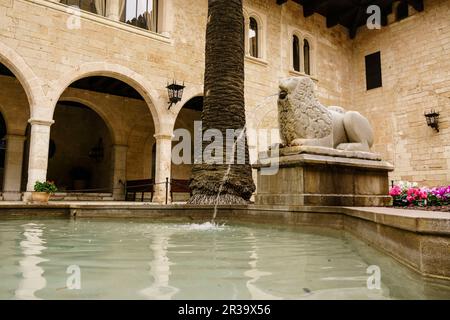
[293,35,300,72]
[303,39,311,75]
[249,17,259,58]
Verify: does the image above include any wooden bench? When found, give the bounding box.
[171,179,192,200]
[125,179,154,202]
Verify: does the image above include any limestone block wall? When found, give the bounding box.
[351,0,450,186]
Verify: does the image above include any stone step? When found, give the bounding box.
[51,193,114,201]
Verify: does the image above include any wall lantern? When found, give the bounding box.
[89,138,104,162]
[166,80,185,109]
[424,110,440,132]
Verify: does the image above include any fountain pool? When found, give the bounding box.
[0,217,449,300]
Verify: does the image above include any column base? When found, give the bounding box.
[22,192,32,203]
[2,191,24,201]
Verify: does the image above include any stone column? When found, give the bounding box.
[112,144,128,200]
[153,134,172,204]
[107,0,121,21]
[25,119,54,194]
[2,135,26,201]
[158,0,171,37]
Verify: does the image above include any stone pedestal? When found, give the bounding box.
[253,146,394,207]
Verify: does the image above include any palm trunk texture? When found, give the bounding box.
[188,0,255,205]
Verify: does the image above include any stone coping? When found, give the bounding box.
[253,153,394,171]
[0,202,447,235]
[260,145,383,161]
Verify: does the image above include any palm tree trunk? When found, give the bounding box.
[188,0,255,205]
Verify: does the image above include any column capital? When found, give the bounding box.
[154,133,173,141]
[28,118,55,126]
[5,134,27,142]
[112,144,129,150]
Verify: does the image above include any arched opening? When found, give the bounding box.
[293,35,300,72]
[47,101,112,193]
[304,39,311,75]
[0,61,31,200]
[51,75,156,200]
[172,96,203,201]
[249,17,259,58]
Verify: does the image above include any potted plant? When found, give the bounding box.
[32,181,58,203]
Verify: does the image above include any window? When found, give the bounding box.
[293,35,300,72]
[60,0,99,15]
[249,17,259,58]
[365,51,382,90]
[303,39,311,75]
[123,0,159,32]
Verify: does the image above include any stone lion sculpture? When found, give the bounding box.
[277,76,374,152]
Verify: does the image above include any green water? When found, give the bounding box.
[0,217,449,300]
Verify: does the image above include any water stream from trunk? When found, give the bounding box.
[211,93,279,223]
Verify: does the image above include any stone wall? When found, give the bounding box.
[351,0,450,186]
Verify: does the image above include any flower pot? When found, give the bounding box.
[32,192,51,203]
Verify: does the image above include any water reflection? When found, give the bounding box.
[15,223,48,300]
[140,231,179,299]
[244,232,282,300]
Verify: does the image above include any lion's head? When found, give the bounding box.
[278,76,316,103]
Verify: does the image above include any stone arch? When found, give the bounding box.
[47,62,164,132]
[0,42,47,116]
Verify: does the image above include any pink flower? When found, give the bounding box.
[389,186,402,197]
